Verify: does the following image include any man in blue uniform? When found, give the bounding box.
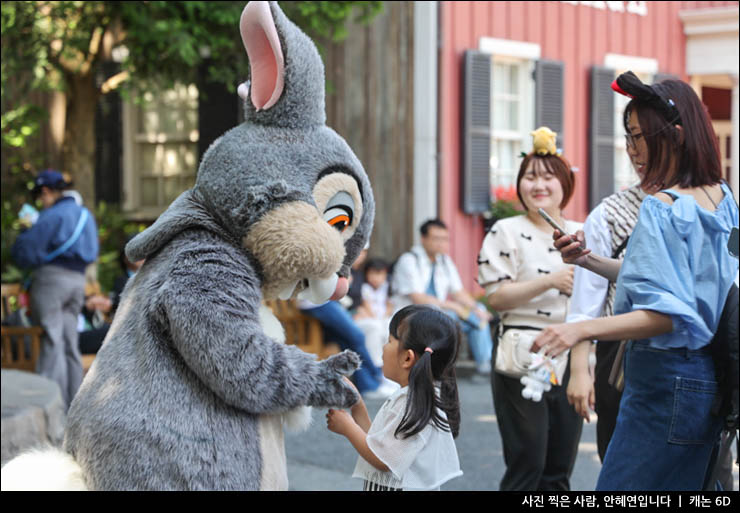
[12,170,99,407]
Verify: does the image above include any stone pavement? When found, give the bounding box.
[285,365,739,492]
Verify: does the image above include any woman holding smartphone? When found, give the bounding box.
[534,72,738,491]
[477,128,583,491]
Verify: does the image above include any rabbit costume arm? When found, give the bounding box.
[159,239,359,412]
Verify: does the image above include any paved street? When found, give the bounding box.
[286,368,739,492]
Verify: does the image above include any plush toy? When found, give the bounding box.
[520,353,558,402]
[530,126,558,156]
[2,1,374,491]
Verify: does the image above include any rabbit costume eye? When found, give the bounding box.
[323,192,354,232]
[313,172,363,241]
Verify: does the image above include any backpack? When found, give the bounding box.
[709,282,739,431]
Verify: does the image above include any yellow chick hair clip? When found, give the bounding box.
[530,126,557,156]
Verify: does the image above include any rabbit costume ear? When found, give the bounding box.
[239,1,284,111]
[238,1,326,128]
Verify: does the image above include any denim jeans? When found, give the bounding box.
[596,341,723,491]
[300,301,383,394]
[446,309,493,366]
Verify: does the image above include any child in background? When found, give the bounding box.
[356,258,393,321]
[326,305,463,491]
[352,258,393,368]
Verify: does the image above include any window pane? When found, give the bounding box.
[490,59,531,199]
[163,177,182,205]
[493,63,508,94]
[508,65,519,94]
[138,83,198,135]
[138,143,198,180]
[493,99,510,130]
[509,99,519,130]
[614,151,637,192]
[137,145,162,176]
[140,177,159,207]
[182,174,196,191]
[490,139,518,191]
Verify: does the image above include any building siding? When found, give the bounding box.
[438,0,738,293]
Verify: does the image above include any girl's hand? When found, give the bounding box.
[553,229,590,266]
[530,323,584,358]
[326,408,356,436]
[567,370,595,422]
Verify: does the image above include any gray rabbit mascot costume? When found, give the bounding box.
[1,1,374,491]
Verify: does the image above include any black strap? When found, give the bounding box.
[501,325,542,333]
[657,190,679,203]
[612,236,630,260]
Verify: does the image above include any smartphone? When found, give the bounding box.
[537,208,568,236]
[538,208,587,250]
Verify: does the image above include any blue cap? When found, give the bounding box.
[32,169,69,193]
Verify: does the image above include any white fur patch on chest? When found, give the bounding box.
[258,304,313,433]
[259,304,286,343]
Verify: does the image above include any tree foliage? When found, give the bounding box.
[1,0,383,283]
[2,1,383,130]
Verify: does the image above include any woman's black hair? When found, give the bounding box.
[389,305,461,440]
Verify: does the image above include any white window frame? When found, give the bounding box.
[122,84,200,220]
[479,38,540,196]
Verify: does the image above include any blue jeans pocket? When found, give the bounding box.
[668,377,718,445]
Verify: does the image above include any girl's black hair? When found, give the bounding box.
[389,305,461,440]
[363,257,389,276]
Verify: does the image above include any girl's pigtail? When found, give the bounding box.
[439,363,461,439]
[437,321,461,438]
[395,346,437,439]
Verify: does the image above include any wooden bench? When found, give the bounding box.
[1,283,95,373]
[264,299,340,360]
[1,284,43,372]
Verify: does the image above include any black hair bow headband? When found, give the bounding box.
[611,71,682,126]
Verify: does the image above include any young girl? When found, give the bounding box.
[355,258,393,321]
[326,305,463,491]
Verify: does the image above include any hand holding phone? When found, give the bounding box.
[539,208,588,263]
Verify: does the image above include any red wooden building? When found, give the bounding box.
[433,0,739,293]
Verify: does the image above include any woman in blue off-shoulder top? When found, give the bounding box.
[530,73,739,491]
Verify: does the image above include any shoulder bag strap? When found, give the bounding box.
[43,208,90,263]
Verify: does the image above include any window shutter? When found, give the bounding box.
[535,60,565,151]
[589,66,616,209]
[198,61,241,161]
[95,61,123,205]
[462,50,491,214]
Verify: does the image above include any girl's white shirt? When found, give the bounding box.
[361,281,389,319]
[351,386,463,490]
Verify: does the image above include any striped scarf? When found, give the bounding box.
[601,184,646,317]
